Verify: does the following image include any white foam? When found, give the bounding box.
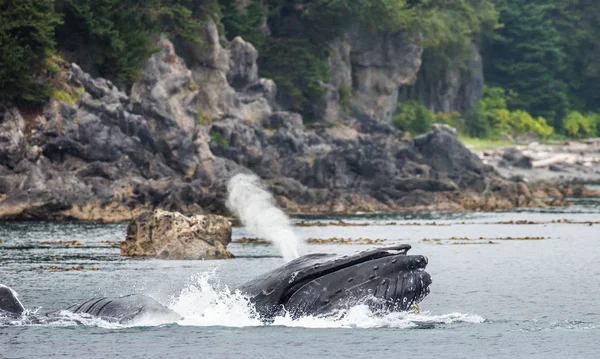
[227,173,301,261]
[164,272,483,329]
[169,272,263,327]
[270,306,485,329]
[2,272,484,329]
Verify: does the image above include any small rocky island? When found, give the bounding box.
[120,210,234,260]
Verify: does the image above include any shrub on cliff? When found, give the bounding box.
[463,86,554,139]
[0,0,62,104]
[393,101,435,136]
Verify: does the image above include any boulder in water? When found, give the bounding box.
[120,210,234,259]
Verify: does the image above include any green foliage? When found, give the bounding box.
[393,101,435,136]
[220,0,265,47]
[419,0,498,78]
[463,86,505,137]
[338,86,352,114]
[561,111,597,138]
[55,0,217,86]
[210,131,230,148]
[482,1,570,125]
[0,0,62,104]
[305,0,419,33]
[434,111,464,132]
[197,109,211,126]
[586,112,600,137]
[464,86,553,139]
[464,106,492,138]
[52,87,84,105]
[259,38,329,118]
[548,0,600,113]
[498,110,554,139]
[45,57,62,73]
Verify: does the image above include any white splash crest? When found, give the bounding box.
[227,173,301,261]
[3,272,484,329]
[166,273,484,329]
[168,272,263,327]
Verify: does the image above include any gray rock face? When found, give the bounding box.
[120,210,233,259]
[130,38,213,177]
[322,27,423,124]
[0,104,26,168]
[398,45,484,114]
[0,38,221,221]
[210,114,530,212]
[228,37,260,89]
[0,27,540,220]
[176,22,275,123]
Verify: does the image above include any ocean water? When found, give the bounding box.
[1,199,599,358]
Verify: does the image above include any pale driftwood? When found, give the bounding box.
[531,155,577,168]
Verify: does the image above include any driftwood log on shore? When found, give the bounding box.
[475,139,600,184]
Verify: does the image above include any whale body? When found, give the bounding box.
[0,245,431,324]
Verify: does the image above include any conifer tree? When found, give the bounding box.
[0,0,62,104]
[482,0,569,126]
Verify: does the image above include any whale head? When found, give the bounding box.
[238,244,431,319]
[0,284,25,317]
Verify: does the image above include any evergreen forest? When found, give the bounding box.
[0,0,598,140]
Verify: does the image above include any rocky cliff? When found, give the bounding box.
[321,26,423,124]
[398,45,484,114]
[0,24,545,221]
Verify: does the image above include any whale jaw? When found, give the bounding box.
[239,244,432,319]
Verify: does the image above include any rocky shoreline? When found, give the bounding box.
[0,24,575,222]
[473,140,600,185]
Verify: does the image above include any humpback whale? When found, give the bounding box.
[0,244,431,324]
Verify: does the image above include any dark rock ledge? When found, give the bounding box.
[0,25,553,222]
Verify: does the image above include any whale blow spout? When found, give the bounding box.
[227,173,301,261]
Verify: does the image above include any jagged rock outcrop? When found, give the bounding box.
[120,210,233,259]
[0,105,26,168]
[211,113,545,213]
[176,22,276,123]
[0,24,550,221]
[0,38,221,221]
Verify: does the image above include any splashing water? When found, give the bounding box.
[166,272,485,329]
[169,272,263,327]
[2,272,483,329]
[227,173,301,261]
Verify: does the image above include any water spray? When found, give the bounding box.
[226,173,300,261]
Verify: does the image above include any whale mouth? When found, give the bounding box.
[279,244,427,306]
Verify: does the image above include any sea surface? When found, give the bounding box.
[1,198,599,358]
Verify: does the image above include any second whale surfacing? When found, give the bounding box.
[0,244,431,324]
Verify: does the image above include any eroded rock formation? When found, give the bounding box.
[120,210,233,259]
